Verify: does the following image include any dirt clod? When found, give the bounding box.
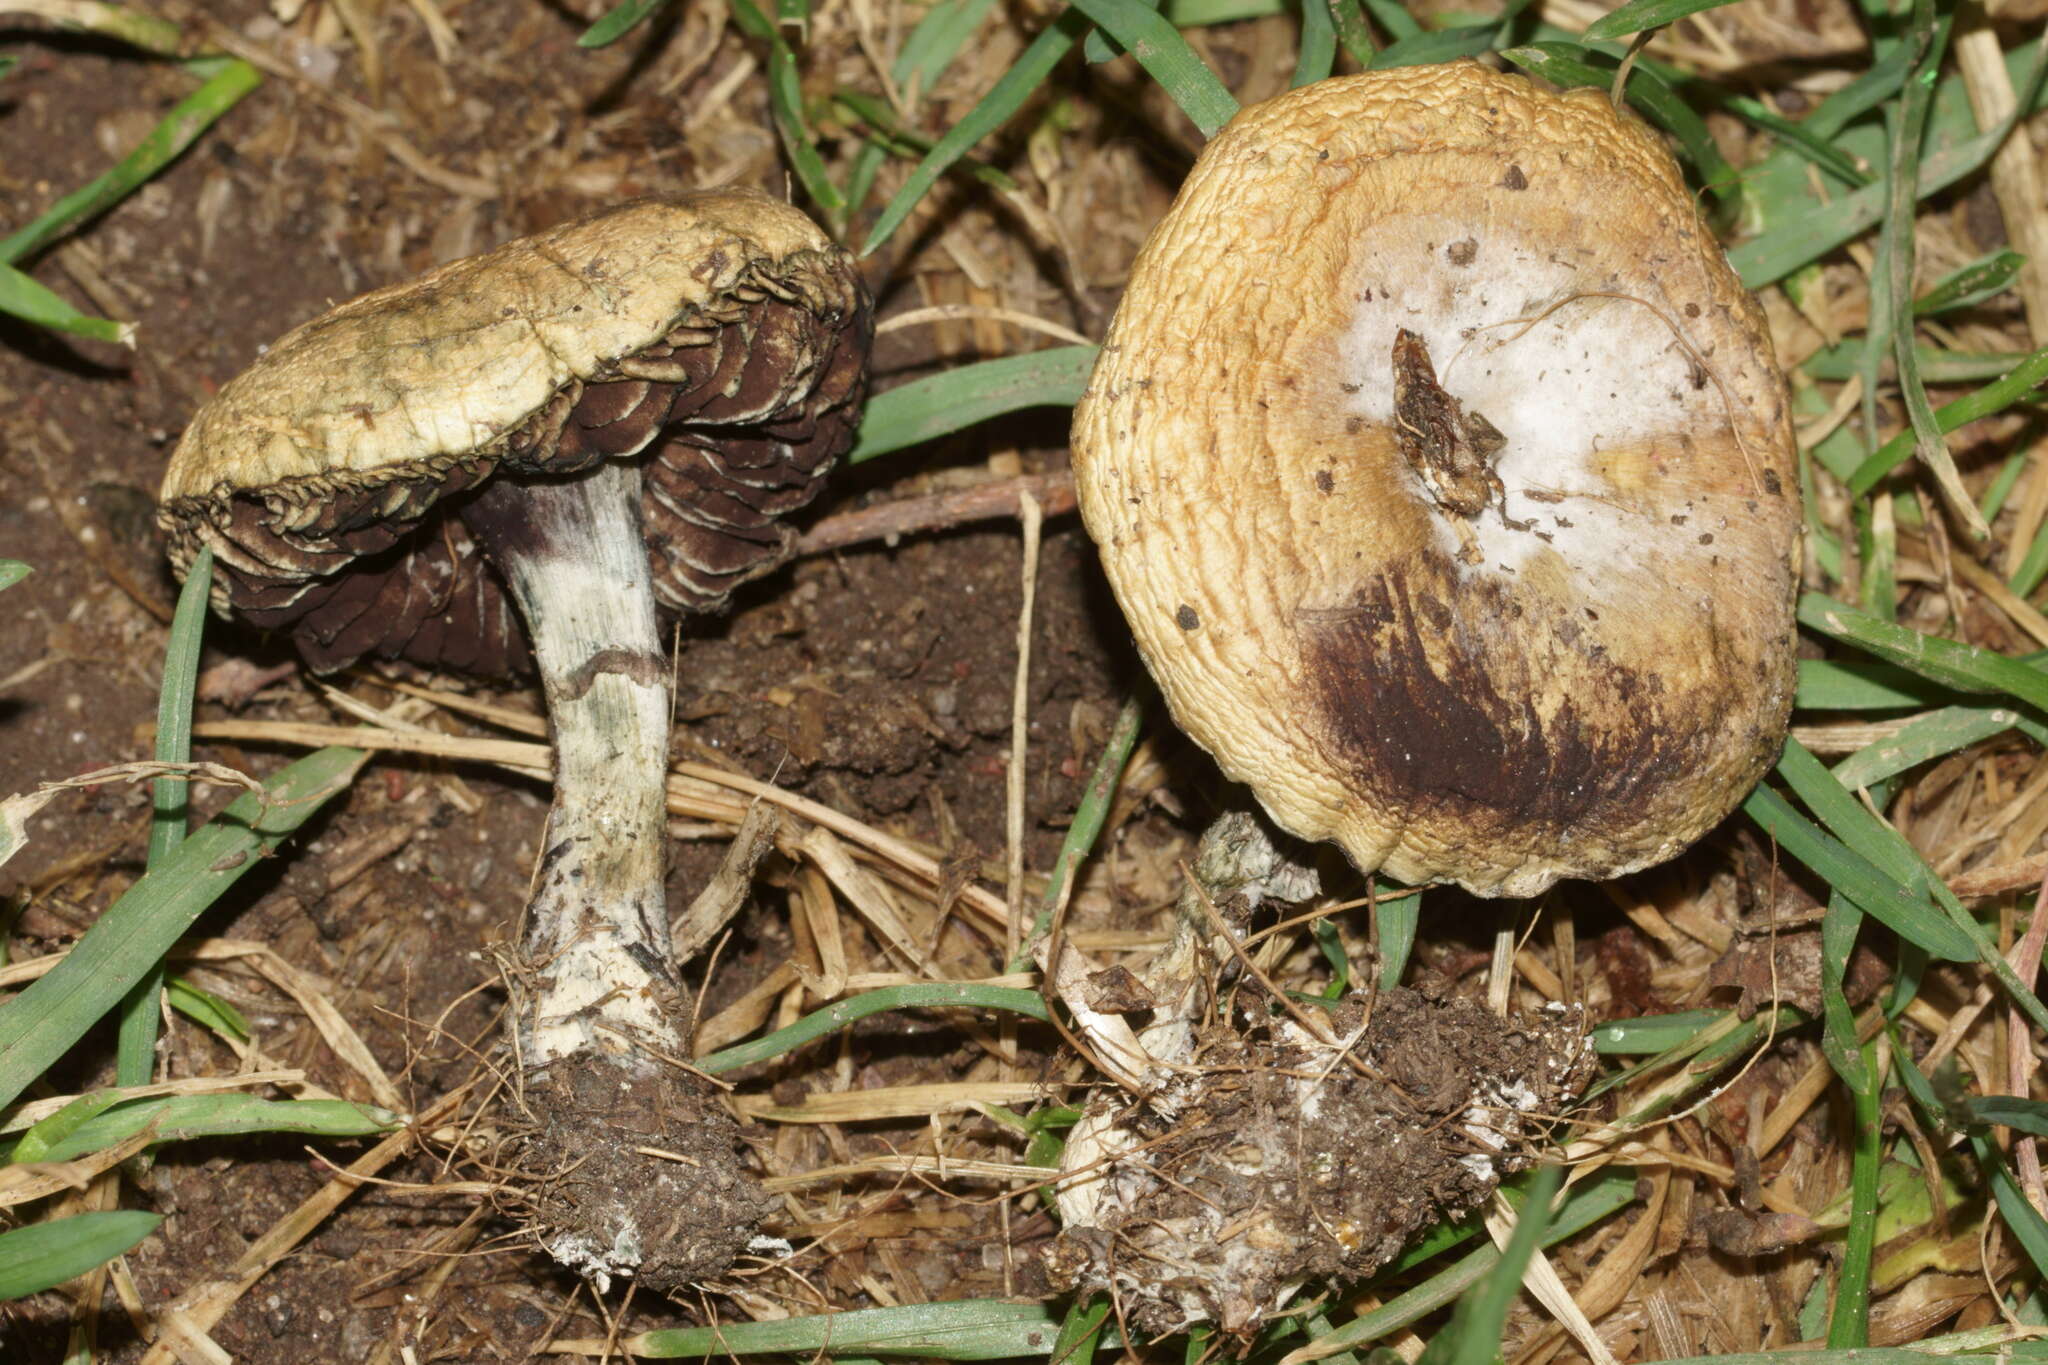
[498,1053,771,1296]
[1045,985,1596,1338]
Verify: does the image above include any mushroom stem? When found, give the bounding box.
[462,459,766,1293]
[461,459,679,1068]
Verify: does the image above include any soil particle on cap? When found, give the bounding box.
[1044,982,1595,1337]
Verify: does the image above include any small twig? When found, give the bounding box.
[1005,491,1044,963]
[672,800,781,965]
[876,304,1093,347]
[797,471,1077,556]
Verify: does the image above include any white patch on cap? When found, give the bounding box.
[1335,216,1719,592]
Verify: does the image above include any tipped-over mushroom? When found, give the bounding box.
[1072,63,1801,899]
[1050,62,1800,1333]
[158,191,871,1292]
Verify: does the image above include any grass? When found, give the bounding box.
[6,0,2048,1356]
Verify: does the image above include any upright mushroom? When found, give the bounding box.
[1051,63,1801,1330]
[1072,62,1801,898]
[158,190,871,1291]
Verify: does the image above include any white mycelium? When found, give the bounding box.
[1336,212,1738,601]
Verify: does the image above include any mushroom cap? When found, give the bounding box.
[1071,64,1801,898]
[158,189,871,673]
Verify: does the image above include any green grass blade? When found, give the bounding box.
[1798,593,2048,709]
[0,1212,160,1301]
[1982,445,2032,523]
[1799,342,2031,384]
[0,261,133,345]
[1844,344,2048,496]
[697,983,1049,1074]
[1326,0,1376,64]
[1357,0,1419,38]
[0,60,261,267]
[0,1095,398,1163]
[1916,249,2027,315]
[849,346,1097,462]
[1051,1297,1110,1365]
[1581,0,1745,40]
[1740,782,1976,962]
[1830,705,2027,791]
[835,94,1020,190]
[1819,896,1876,1347]
[164,975,249,1042]
[0,561,28,593]
[13,1,183,53]
[1796,658,1966,710]
[118,545,213,1090]
[2015,508,2048,597]
[1721,95,1871,184]
[1376,884,1419,989]
[1731,121,2024,288]
[895,0,1002,93]
[1418,1164,1560,1365]
[11,1092,125,1164]
[1964,1096,2048,1137]
[1971,1129,2048,1284]
[1298,1171,1635,1358]
[1776,737,2048,1035]
[0,747,363,1112]
[148,545,211,868]
[629,1301,1083,1358]
[1082,0,1157,65]
[1167,0,1286,20]
[862,10,1090,256]
[1294,0,1338,86]
[725,0,844,217]
[1499,43,1737,212]
[1011,695,1145,970]
[577,0,673,45]
[1064,0,1237,135]
[1880,2,1977,540]
[1369,22,1499,68]
[1591,1009,1729,1054]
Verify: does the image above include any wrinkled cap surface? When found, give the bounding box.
[158,189,871,673]
[1071,64,1801,897]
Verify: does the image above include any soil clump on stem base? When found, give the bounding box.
[1047,980,1596,1338]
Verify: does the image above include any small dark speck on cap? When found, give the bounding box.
[1315,470,1334,493]
[1502,165,1528,190]
[1763,468,1783,496]
[1176,604,1200,630]
[1698,532,1715,545]
[1447,238,1478,266]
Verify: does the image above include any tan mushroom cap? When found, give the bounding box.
[1072,64,1801,898]
[159,189,869,674]
[162,190,837,498]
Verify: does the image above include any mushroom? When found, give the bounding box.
[1048,63,1800,1331]
[1072,62,1801,899]
[157,190,871,1292]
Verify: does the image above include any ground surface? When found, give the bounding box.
[4,0,2047,1362]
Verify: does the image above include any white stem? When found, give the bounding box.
[466,460,678,1069]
